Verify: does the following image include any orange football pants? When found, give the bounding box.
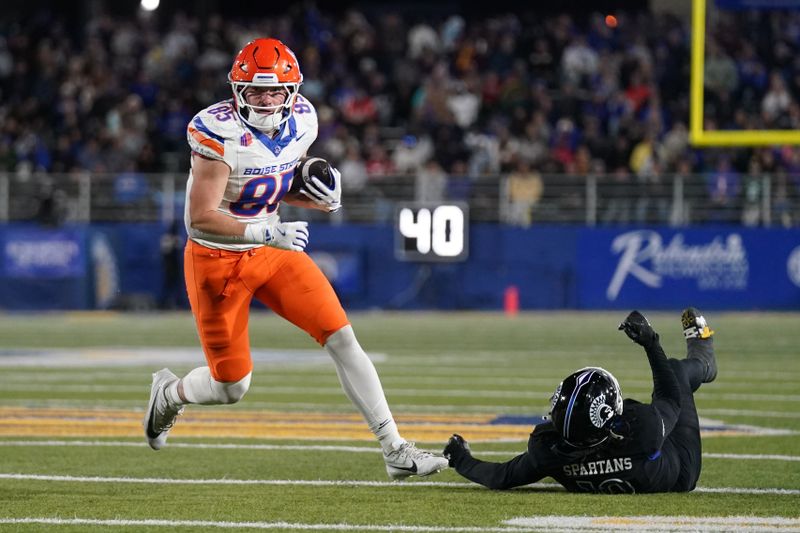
[184,240,349,382]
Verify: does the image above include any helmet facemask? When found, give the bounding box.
[230,77,300,133]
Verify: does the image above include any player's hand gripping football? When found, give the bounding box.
[265,221,309,252]
[443,434,471,467]
[301,166,342,213]
[618,310,658,348]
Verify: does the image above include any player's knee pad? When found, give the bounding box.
[210,372,251,404]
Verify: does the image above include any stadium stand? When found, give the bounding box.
[0,2,799,226]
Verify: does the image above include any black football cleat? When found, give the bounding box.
[681,307,714,340]
[681,307,717,383]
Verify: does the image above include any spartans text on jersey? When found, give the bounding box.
[562,457,633,477]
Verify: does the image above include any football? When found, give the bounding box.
[289,156,334,195]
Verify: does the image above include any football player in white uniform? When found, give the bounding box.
[143,37,448,479]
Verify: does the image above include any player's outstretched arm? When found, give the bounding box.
[618,311,680,403]
[618,310,658,349]
[444,434,541,490]
[619,311,682,436]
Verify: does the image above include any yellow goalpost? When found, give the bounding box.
[689,0,800,146]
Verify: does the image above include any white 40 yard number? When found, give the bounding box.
[397,205,467,260]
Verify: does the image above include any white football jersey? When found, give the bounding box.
[185,95,318,250]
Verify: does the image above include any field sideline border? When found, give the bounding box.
[1,473,798,496]
[0,439,798,463]
[2,516,800,532]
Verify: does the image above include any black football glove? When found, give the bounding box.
[443,434,471,467]
[618,310,658,348]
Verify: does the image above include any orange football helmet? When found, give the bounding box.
[228,38,303,131]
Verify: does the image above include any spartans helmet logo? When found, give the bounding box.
[589,393,614,428]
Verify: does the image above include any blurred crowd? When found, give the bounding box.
[1,3,800,226]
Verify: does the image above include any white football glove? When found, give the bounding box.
[266,221,309,251]
[300,166,342,213]
[244,221,309,252]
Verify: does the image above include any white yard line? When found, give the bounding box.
[0,473,797,496]
[504,516,800,532]
[1,440,799,462]
[2,382,799,402]
[0,517,533,532]
[701,409,800,419]
[5,516,794,532]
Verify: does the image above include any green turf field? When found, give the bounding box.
[0,310,798,532]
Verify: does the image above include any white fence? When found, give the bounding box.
[0,171,790,227]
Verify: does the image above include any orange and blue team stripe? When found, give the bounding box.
[0,408,750,440]
[188,117,225,156]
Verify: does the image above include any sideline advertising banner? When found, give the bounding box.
[0,226,89,309]
[1,223,798,311]
[3,227,85,278]
[576,227,800,309]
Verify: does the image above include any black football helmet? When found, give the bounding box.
[549,367,623,448]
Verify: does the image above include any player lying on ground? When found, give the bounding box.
[444,307,716,493]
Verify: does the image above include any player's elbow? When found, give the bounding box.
[484,479,515,491]
[188,208,226,235]
[474,473,517,491]
[188,208,214,229]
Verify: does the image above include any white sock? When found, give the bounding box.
[180,366,251,405]
[180,366,216,404]
[164,380,182,406]
[324,325,403,453]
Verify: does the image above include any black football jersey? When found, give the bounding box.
[525,409,681,494]
[453,404,681,494]
[452,340,689,494]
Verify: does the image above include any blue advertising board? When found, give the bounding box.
[1,223,798,311]
[576,227,800,309]
[2,227,85,278]
[0,225,90,309]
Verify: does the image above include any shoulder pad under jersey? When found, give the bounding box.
[291,94,319,145]
[187,100,240,161]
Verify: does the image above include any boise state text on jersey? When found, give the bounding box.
[184,95,319,251]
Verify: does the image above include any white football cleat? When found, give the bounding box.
[383,441,449,480]
[143,368,184,450]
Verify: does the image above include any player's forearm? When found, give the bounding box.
[190,209,248,237]
[644,337,682,409]
[189,210,263,245]
[454,454,539,490]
